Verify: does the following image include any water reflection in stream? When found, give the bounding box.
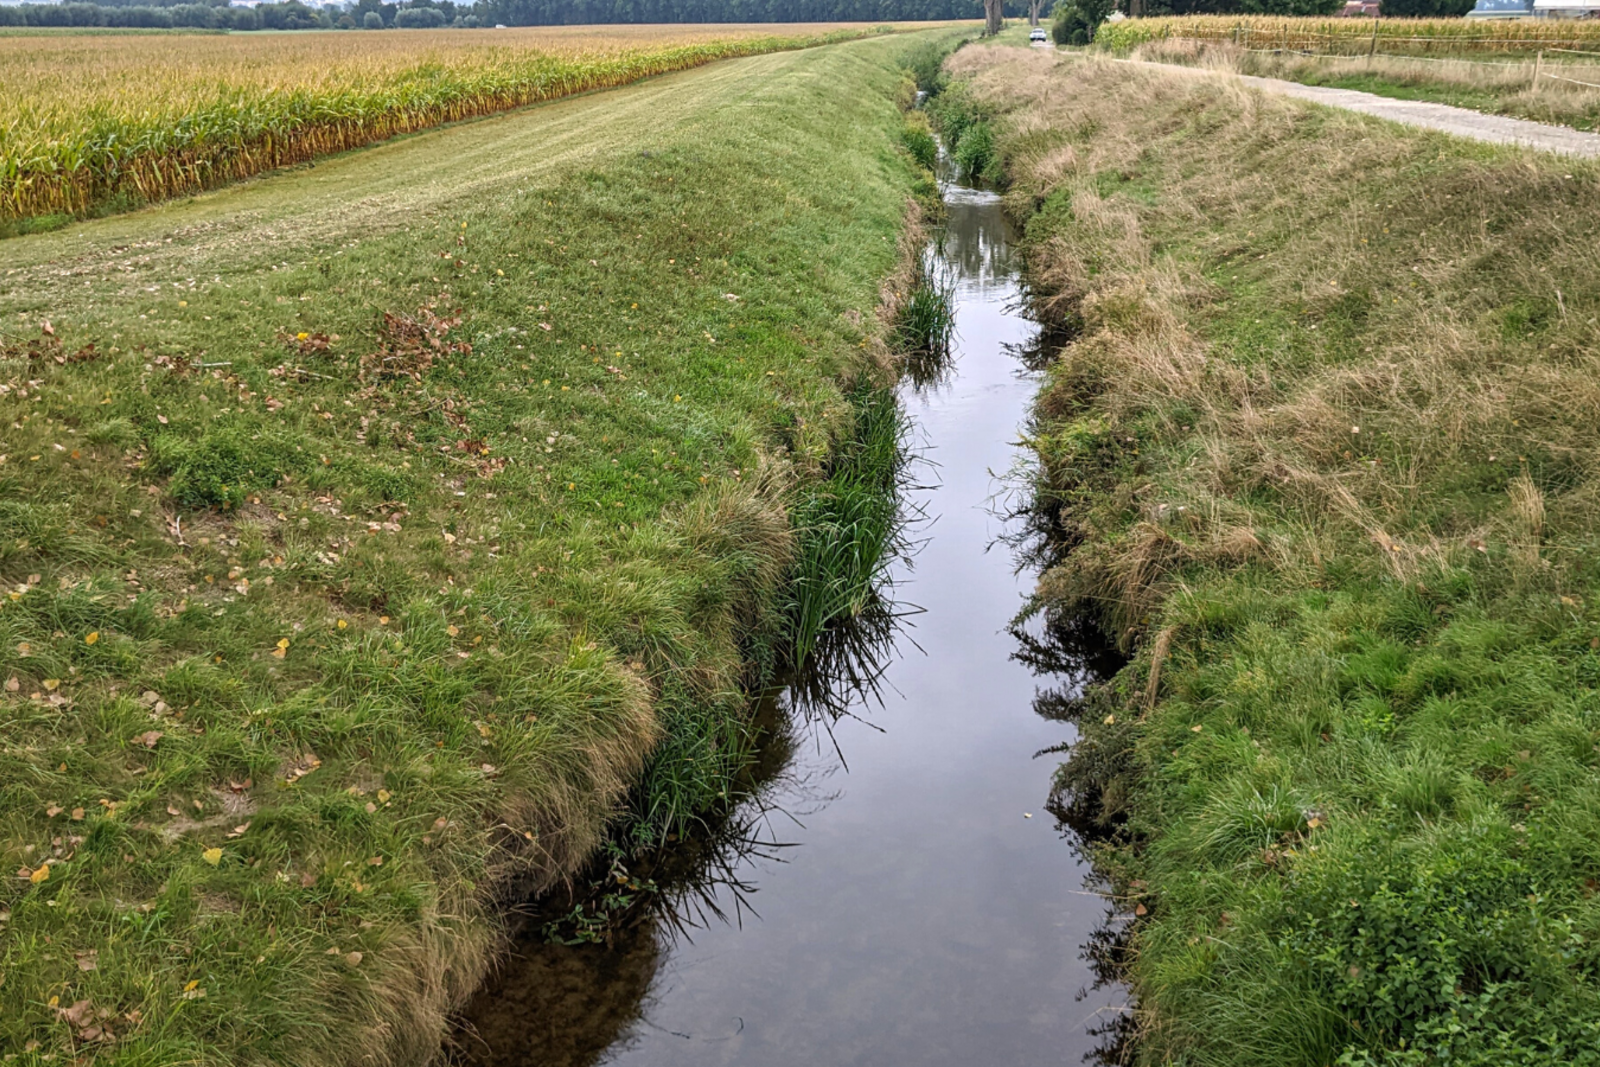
[459,167,1129,1067]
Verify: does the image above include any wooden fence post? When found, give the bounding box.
[1369,18,1379,63]
[1533,50,1544,93]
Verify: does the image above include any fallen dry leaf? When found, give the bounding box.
[201,847,222,866]
[135,730,163,749]
[59,999,93,1028]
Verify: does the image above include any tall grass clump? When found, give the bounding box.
[783,385,912,678]
[891,258,956,362]
[943,40,1600,1067]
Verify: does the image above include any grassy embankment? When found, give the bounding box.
[1096,16,1600,133]
[0,21,966,231]
[0,29,961,1064]
[939,43,1600,1066]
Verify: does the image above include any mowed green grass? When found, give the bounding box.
[941,45,1600,1067]
[0,32,952,1065]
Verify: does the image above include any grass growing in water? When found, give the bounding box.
[946,42,1600,1067]
[892,260,957,366]
[783,385,914,682]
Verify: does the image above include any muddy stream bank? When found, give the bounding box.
[457,163,1127,1067]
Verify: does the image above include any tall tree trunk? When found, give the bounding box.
[1029,0,1041,27]
[984,0,1003,36]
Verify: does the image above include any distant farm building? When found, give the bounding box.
[1470,0,1600,16]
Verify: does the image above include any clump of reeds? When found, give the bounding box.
[892,259,957,375]
[783,385,913,680]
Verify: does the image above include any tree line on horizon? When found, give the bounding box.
[0,0,1477,31]
[0,0,1032,29]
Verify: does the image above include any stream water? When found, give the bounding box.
[459,166,1128,1067]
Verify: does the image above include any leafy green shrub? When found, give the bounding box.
[952,121,999,184]
[393,7,445,28]
[1289,831,1599,1064]
[1053,0,1112,46]
[901,113,938,172]
[901,38,951,95]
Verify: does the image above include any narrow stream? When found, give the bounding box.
[460,165,1128,1067]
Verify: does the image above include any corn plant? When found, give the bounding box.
[0,25,905,222]
[1096,14,1600,58]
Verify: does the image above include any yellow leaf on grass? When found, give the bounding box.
[447,625,459,637]
[85,632,99,645]
[184,979,199,992]
[202,847,222,866]
[43,679,59,691]
[376,789,391,804]
[30,864,49,884]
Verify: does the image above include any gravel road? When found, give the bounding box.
[1128,57,1600,158]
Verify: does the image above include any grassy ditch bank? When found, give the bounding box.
[0,30,965,1065]
[941,43,1600,1066]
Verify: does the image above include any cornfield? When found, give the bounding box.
[1096,15,1600,57]
[0,24,934,222]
